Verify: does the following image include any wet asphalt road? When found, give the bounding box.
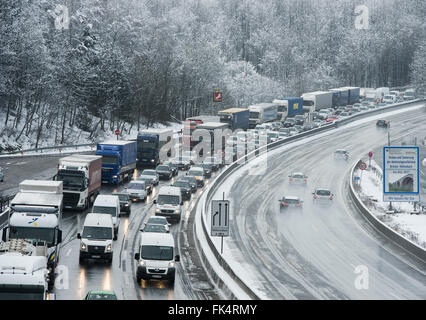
[212,103,426,299]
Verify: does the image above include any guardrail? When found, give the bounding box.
[0,143,97,156]
[197,98,425,299]
[349,160,426,263]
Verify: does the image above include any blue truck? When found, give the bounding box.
[273,97,303,121]
[96,140,137,184]
[329,88,350,108]
[341,86,360,104]
[137,128,173,167]
[217,108,249,131]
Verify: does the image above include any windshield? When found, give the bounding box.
[142,170,156,176]
[141,245,173,261]
[286,118,295,123]
[137,177,152,185]
[92,206,117,217]
[128,182,145,190]
[139,141,157,149]
[57,171,84,189]
[173,181,189,188]
[144,224,167,233]
[0,286,45,300]
[188,170,203,176]
[9,226,55,245]
[284,198,299,203]
[293,174,304,178]
[303,100,314,106]
[316,190,331,196]
[82,226,112,240]
[87,292,117,300]
[115,194,128,201]
[102,156,118,166]
[156,166,169,171]
[249,112,260,119]
[147,217,167,225]
[157,194,180,205]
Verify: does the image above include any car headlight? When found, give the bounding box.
[155,209,161,213]
[81,243,87,251]
[175,209,180,214]
[168,261,175,268]
[125,203,129,207]
[150,159,155,163]
[139,260,145,266]
[113,175,118,178]
[106,244,112,252]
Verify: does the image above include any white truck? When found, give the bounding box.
[301,91,333,112]
[2,180,63,287]
[55,155,102,211]
[248,103,278,128]
[0,252,52,300]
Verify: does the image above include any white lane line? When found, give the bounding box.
[66,248,72,257]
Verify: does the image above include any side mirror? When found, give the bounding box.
[124,187,127,189]
[140,229,144,232]
[153,199,157,204]
[57,230,63,243]
[134,253,140,260]
[175,255,180,262]
[2,227,8,242]
[76,233,81,239]
[52,175,57,181]
[113,234,117,241]
[180,201,183,205]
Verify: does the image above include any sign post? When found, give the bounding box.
[211,194,230,255]
[383,146,420,203]
[213,90,222,103]
[368,151,373,168]
[115,129,120,140]
[358,161,367,182]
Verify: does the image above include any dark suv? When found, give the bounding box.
[376,120,389,128]
[112,192,131,215]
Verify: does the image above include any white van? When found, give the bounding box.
[92,195,120,237]
[134,232,180,285]
[77,213,114,264]
[154,186,183,223]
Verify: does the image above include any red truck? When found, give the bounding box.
[55,155,102,211]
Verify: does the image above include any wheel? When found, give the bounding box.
[169,275,175,287]
[136,275,142,284]
[107,258,112,265]
[79,256,85,265]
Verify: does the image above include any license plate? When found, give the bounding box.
[91,255,101,259]
[152,275,162,279]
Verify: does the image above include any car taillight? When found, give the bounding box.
[296,203,302,207]
[303,179,307,182]
[313,194,317,199]
[281,202,287,206]
[330,195,333,200]
[289,178,293,182]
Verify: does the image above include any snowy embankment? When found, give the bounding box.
[353,159,426,249]
[0,109,182,154]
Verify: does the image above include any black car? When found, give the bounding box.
[294,115,305,125]
[156,164,173,180]
[283,118,295,127]
[164,161,178,176]
[199,164,212,178]
[172,180,192,201]
[376,119,389,128]
[180,176,197,193]
[172,156,191,170]
[112,192,131,215]
[203,157,219,171]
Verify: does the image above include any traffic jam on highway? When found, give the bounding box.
[0,86,425,301]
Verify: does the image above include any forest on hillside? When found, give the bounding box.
[0,0,425,145]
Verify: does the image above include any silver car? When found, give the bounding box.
[139,169,159,185]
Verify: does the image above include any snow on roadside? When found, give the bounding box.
[354,159,426,249]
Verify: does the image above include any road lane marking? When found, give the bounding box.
[66,248,72,257]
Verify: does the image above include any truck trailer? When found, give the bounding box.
[193,122,229,158]
[137,129,173,167]
[301,91,333,112]
[341,86,360,104]
[248,103,278,128]
[96,141,137,184]
[3,180,64,287]
[218,108,249,131]
[329,88,349,108]
[272,97,303,121]
[55,154,102,211]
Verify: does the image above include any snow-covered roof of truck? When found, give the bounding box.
[9,212,58,228]
[138,128,173,135]
[0,253,47,276]
[19,180,63,194]
[59,154,102,163]
[99,140,136,146]
[11,193,63,209]
[218,108,248,114]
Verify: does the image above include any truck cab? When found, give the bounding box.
[0,254,51,300]
[137,129,173,167]
[154,186,183,223]
[134,232,180,286]
[77,213,114,264]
